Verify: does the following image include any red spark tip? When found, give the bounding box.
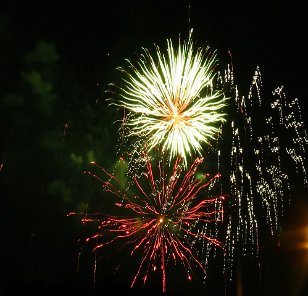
[90,161,96,165]
[81,218,93,223]
[195,157,204,164]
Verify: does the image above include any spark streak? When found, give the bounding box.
[216,65,308,276]
[80,152,225,292]
[109,30,227,167]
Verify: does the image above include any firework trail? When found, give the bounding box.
[77,151,225,292]
[216,64,308,275]
[108,30,227,167]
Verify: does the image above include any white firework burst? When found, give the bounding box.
[110,30,227,166]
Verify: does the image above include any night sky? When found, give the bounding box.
[1,1,308,295]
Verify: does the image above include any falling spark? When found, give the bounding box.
[215,65,308,276]
[108,30,227,167]
[60,121,70,157]
[76,151,225,292]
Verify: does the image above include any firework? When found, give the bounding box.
[108,30,227,167]
[215,65,308,275]
[75,31,307,293]
[79,152,225,292]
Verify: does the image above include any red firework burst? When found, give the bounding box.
[72,152,225,292]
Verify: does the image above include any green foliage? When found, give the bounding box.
[23,40,59,65]
[86,149,96,163]
[48,179,72,204]
[70,152,84,167]
[112,157,128,187]
[0,26,118,216]
[22,70,54,95]
[2,93,24,107]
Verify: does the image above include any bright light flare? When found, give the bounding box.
[109,30,227,166]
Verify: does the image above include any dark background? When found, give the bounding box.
[1,1,307,295]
